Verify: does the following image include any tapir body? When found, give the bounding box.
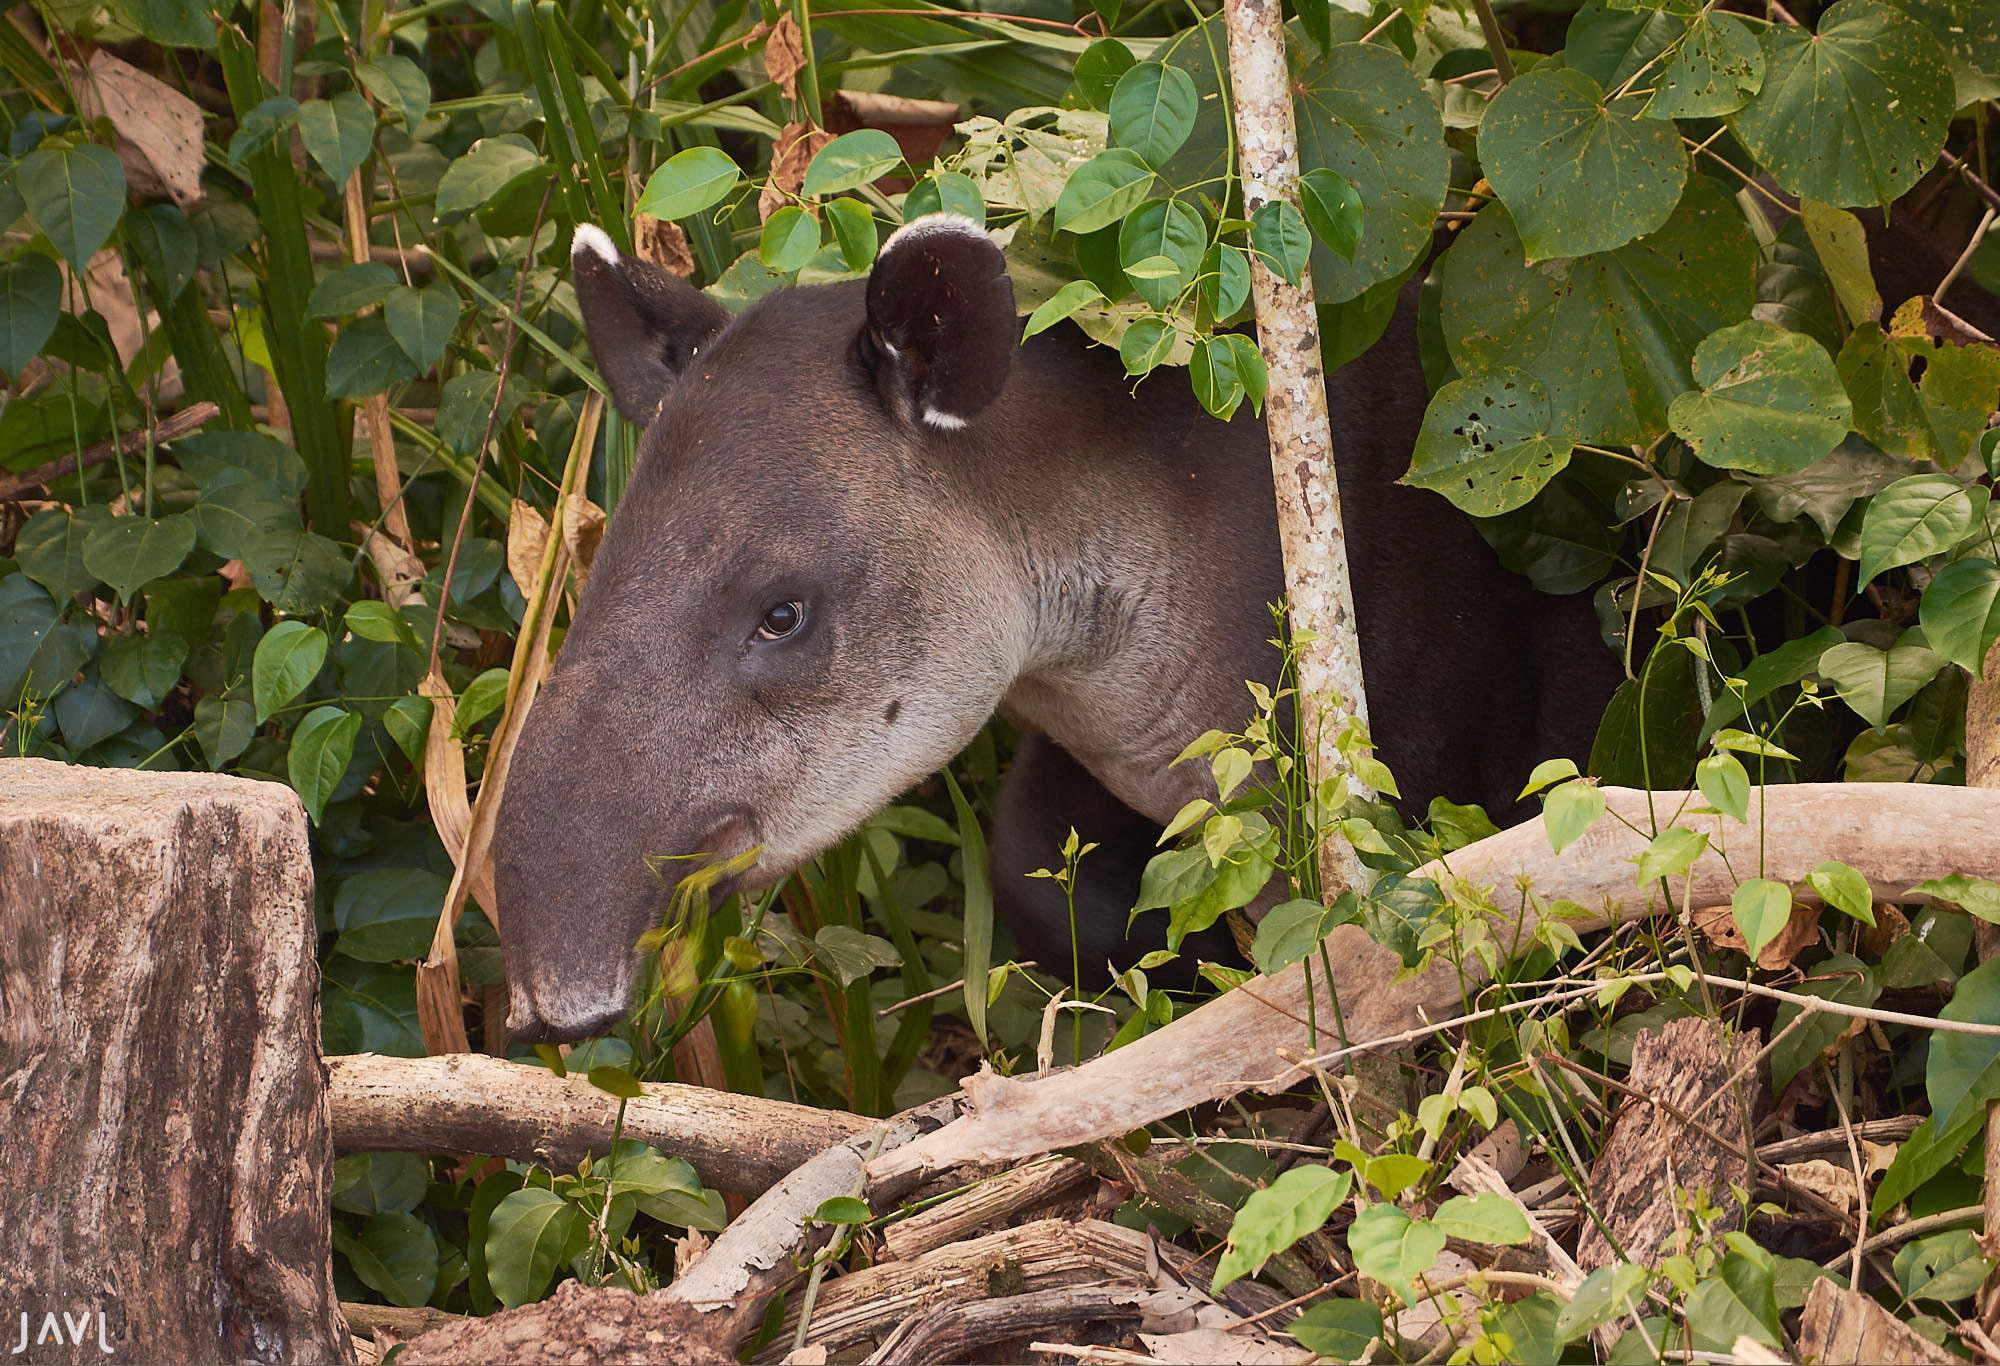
[496,216,1617,1042]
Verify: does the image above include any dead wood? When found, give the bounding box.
[326,1051,870,1193]
[396,1280,737,1365]
[757,1217,1162,1362]
[0,759,351,1364]
[871,784,2000,1183]
[1797,1275,1956,1364]
[881,1157,1096,1260]
[1575,1017,1764,1272]
[339,1303,465,1340]
[862,1284,1155,1365]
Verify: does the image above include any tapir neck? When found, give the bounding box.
[975,331,1286,826]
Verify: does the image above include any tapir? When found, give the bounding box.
[494,214,1619,1042]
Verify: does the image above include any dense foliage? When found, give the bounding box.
[4,0,2000,1352]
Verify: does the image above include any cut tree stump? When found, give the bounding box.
[0,759,352,1365]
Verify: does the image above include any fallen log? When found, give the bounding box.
[870,783,2000,1180]
[0,759,351,1364]
[327,1052,869,1194]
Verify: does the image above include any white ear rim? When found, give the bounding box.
[572,223,619,266]
[921,406,970,432]
[876,212,992,264]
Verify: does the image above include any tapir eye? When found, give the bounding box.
[756,601,805,641]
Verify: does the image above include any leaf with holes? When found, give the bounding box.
[1406,367,1574,517]
[1479,66,1686,259]
[1667,320,1851,474]
[1730,0,1952,208]
[1644,10,1764,118]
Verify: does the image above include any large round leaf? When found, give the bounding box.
[1441,176,1756,445]
[1643,11,1765,119]
[1729,0,1953,209]
[1666,320,1851,473]
[18,143,128,271]
[82,513,197,604]
[0,254,61,376]
[244,528,353,614]
[1406,367,1574,516]
[1292,42,1447,303]
[1564,0,1685,91]
[1905,0,2000,105]
[1479,65,1686,260]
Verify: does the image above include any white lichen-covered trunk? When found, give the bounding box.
[1223,0,1372,896]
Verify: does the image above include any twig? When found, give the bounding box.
[0,401,219,502]
[1936,207,1997,309]
[1942,149,2000,215]
[1467,0,1514,83]
[1835,1205,1982,1265]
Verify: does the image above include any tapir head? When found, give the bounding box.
[496,216,1021,1041]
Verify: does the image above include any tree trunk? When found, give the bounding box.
[0,758,352,1365]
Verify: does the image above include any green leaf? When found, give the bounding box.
[825,196,880,270]
[1052,149,1155,235]
[126,203,198,303]
[99,628,189,710]
[1248,200,1310,287]
[193,695,255,769]
[803,130,904,196]
[382,695,432,766]
[1023,279,1106,340]
[345,600,420,649]
[1108,62,1197,168]
[327,316,423,398]
[0,253,61,376]
[1118,316,1175,378]
[1873,1108,1984,1221]
[245,529,352,615]
[1072,38,1137,111]
[1770,953,1877,1093]
[758,205,821,273]
[944,771,993,1047]
[82,514,196,604]
[297,92,375,189]
[1695,752,1750,823]
[356,54,430,127]
[306,262,398,320]
[122,0,220,47]
[451,667,510,737]
[812,1196,872,1224]
[385,284,457,371]
[1347,1203,1446,1307]
[189,476,303,562]
[1686,1244,1782,1352]
[18,143,128,272]
[173,431,311,498]
[1666,320,1851,474]
[53,664,137,752]
[1556,1263,1651,1343]
[1856,474,1985,589]
[484,1187,585,1309]
[288,705,362,824]
[1291,41,1448,303]
[1819,635,1947,731]
[1542,779,1604,855]
[227,95,300,165]
[902,171,986,226]
[1191,334,1247,420]
[1730,0,1953,209]
[1635,824,1707,884]
[1798,200,1880,326]
[1430,1193,1530,1246]
[334,867,451,962]
[1644,10,1764,118]
[813,924,901,987]
[636,146,740,221]
[1479,66,1685,259]
[1442,176,1756,445]
[1912,874,2000,925]
[1807,861,1873,924]
[1407,367,1573,516]
[1286,1299,1382,1360]
[1929,953,2000,1136]
[1250,897,1352,976]
[1118,199,1204,312]
[1298,168,1361,262]
[1701,625,1849,739]
[0,574,61,706]
[252,620,329,724]
[333,1211,438,1309]
[15,506,106,602]
[1730,877,1792,961]
[1567,0,1685,89]
[586,1064,643,1099]
[332,1152,432,1215]
[1212,1165,1351,1291]
[437,371,526,455]
[1920,558,2000,678]
[1894,1229,1993,1304]
[435,136,548,222]
[1199,242,1250,320]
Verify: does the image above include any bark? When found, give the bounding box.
[871,783,2000,1182]
[327,1051,871,1193]
[1797,1276,1957,1365]
[1222,0,1372,895]
[1575,1017,1763,1272]
[1964,639,2000,1325]
[0,759,351,1365]
[879,1157,1094,1260]
[396,1280,736,1365]
[862,1284,1154,1366]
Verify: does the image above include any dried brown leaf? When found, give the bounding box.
[762,13,806,104]
[561,491,606,596]
[634,214,696,278]
[761,122,831,222]
[74,52,205,210]
[506,498,550,600]
[1692,900,1823,969]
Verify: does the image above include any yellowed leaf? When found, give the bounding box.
[561,491,606,596]
[507,498,550,600]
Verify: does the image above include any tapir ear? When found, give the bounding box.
[863,214,1016,432]
[571,224,730,425]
